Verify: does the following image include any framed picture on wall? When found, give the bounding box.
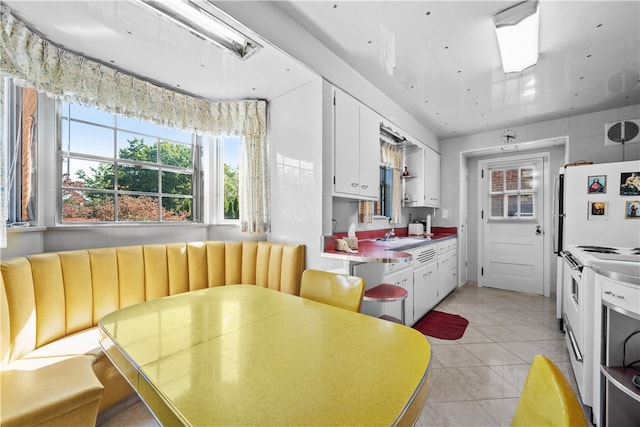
[620,172,640,195]
[625,200,640,219]
[588,201,607,220]
[588,175,606,193]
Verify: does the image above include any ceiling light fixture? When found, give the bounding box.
[140,0,261,60]
[493,0,539,73]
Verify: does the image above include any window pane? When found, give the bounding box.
[491,195,504,217]
[223,136,240,220]
[159,140,192,167]
[162,197,192,221]
[117,132,157,163]
[159,126,191,143]
[162,170,192,196]
[68,103,113,127]
[62,190,114,222]
[521,167,533,190]
[507,194,518,216]
[117,164,158,192]
[505,169,518,191]
[520,194,534,216]
[62,158,114,190]
[69,121,114,157]
[117,195,159,221]
[117,115,158,135]
[491,170,503,192]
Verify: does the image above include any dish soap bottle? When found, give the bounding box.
[403,166,410,176]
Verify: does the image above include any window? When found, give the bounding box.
[489,165,536,219]
[214,135,240,222]
[59,102,202,223]
[3,78,38,227]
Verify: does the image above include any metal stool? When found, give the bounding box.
[363,283,409,325]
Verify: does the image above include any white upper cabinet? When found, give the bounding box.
[403,143,424,206]
[333,88,380,200]
[423,147,440,207]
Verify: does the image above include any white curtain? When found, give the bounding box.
[380,142,402,224]
[0,6,270,232]
[1,77,5,248]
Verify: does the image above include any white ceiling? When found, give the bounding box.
[4,1,639,140]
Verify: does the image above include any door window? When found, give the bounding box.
[489,165,536,219]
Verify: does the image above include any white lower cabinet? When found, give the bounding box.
[355,238,457,326]
[437,239,458,298]
[413,260,438,322]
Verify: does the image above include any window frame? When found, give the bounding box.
[211,134,241,225]
[3,78,39,227]
[56,100,204,225]
[488,164,537,221]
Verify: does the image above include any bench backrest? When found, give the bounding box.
[1,240,305,366]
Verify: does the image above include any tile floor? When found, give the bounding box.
[98,281,580,427]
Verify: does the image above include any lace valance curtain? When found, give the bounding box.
[381,142,402,224]
[0,6,270,232]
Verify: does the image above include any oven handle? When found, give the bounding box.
[563,314,583,362]
[561,250,581,271]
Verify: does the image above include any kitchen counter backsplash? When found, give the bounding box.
[332,226,457,242]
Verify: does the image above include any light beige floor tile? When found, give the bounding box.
[457,326,493,344]
[463,342,526,366]
[425,368,474,402]
[489,364,532,392]
[477,398,520,426]
[505,339,570,364]
[430,343,485,368]
[474,325,529,342]
[417,400,501,426]
[447,366,520,400]
[506,323,565,341]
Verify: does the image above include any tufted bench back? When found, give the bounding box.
[1,240,305,367]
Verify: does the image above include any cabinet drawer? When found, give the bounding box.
[437,239,457,255]
[601,277,640,315]
[384,262,412,275]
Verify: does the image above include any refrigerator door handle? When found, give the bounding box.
[552,176,558,253]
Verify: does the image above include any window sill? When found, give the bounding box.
[6,225,47,233]
[50,222,209,231]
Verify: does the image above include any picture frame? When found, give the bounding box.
[620,172,640,196]
[588,201,607,220]
[588,175,606,193]
[625,200,640,219]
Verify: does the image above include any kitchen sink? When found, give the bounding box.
[370,237,430,248]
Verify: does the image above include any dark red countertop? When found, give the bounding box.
[321,226,457,264]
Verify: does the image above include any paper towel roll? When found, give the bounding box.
[426,214,431,235]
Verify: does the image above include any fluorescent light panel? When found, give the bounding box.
[141,0,261,60]
[493,1,539,73]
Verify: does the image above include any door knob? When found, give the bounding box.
[535,225,542,235]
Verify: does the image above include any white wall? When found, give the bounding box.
[269,78,334,269]
[438,104,640,288]
[214,1,438,153]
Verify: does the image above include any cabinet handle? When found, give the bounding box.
[604,291,625,299]
[351,183,359,187]
[361,185,368,189]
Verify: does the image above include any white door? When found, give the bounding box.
[480,156,544,294]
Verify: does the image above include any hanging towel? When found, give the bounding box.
[358,200,374,223]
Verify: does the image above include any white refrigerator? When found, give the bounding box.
[558,160,640,249]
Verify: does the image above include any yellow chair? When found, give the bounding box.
[299,269,365,312]
[511,355,588,427]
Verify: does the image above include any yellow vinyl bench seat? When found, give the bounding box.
[1,240,305,427]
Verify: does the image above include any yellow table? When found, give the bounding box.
[99,285,431,426]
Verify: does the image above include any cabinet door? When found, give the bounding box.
[424,147,440,207]
[334,89,360,196]
[437,252,455,299]
[358,105,380,199]
[414,262,438,322]
[382,268,414,325]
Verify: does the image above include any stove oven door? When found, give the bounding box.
[562,257,586,396]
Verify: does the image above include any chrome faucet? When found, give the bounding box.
[384,228,396,240]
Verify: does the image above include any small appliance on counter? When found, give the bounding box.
[408,223,424,235]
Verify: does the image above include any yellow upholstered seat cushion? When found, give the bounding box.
[0,356,104,427]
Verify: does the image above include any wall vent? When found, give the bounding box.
[605,119,640,146]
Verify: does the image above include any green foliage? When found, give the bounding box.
[224,163,239,219]
[62,137,194,222]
